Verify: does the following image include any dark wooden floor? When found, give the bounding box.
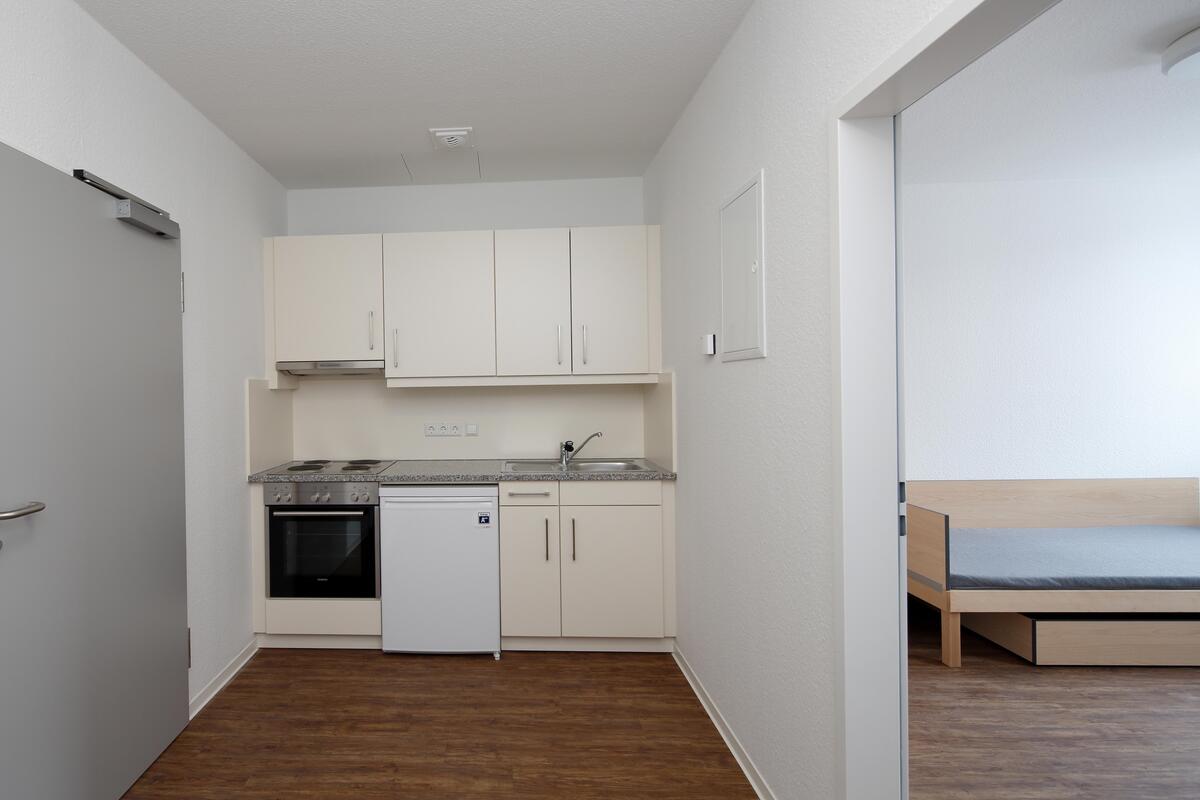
[908,603,1200,799]
[124,649,754,799]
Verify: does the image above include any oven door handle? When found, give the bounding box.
[271,511,367,517]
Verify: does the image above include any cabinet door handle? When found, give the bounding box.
[368,311,375,350]
[581,324,588,366]
[544,518,550,561]
[556,324,562,366]
[507,491,551,497]
[392,328,398,368]
[571,518,576,561]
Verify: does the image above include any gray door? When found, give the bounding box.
[0,142,187,798]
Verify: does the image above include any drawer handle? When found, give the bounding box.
[507,491,551,497]
[544,517,549,561]
[571,518,576,561]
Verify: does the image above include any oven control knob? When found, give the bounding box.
[349,492,360,503]
[322,493,331,502]
[272,493,281,503]
[310,492,321,503]
[283,494,292,503]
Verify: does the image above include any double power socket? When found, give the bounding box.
[424,422,479,438]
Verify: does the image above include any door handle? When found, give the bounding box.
[271,511,365,517]
[507,491,551,497]
[581,324,588,366]
[393,328,399,368]
[0,501,46,521]
[369,311,375,350]
[571,518,576,561]
[544,518,549,561]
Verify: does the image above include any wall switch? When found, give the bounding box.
[465,423,479,436]
[703,333,717,356]
[448,423,462,437]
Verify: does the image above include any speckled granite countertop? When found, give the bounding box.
[249,458,676,483]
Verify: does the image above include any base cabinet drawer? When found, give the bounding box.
[559,506,663,638]
[499,508,562,637]
[964,613,1200,666]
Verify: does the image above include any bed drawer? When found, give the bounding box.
[965,613,1200,666]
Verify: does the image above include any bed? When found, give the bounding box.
[906,478,1200,667]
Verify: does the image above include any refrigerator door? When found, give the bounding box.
[380,486,500,654]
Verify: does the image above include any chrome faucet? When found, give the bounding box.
[560,431,603,468]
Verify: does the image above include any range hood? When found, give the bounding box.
[276,360,385,376]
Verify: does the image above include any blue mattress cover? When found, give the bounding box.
[948,525,1200,590]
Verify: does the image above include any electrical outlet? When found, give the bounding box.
[425,422,463,437]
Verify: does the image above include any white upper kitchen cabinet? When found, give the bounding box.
[384,230,497,378]
[274,234,383,363]
[494,228,572,376]
[569,225,649,374]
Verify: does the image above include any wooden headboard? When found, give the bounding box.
[906,478,1200,528]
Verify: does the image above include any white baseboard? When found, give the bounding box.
[256,633,382,649]
[189,638,258,719]
[502,636,675,652]
[673,648,774,800]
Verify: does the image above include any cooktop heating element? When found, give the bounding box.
[271,460,397,476]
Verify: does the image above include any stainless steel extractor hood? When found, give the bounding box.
[276,360,385,376]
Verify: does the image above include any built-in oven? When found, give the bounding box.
[266,482,380,599]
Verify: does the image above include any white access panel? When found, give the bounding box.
[380,485,500,655]
[720,172,766,361]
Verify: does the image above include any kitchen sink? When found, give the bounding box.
[502,459,648,473]
[566,461,647,472]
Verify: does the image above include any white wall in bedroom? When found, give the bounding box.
[287,176,644,235]
[900,0,1200,481]
[0,0,286,702]
[641,0,958,796]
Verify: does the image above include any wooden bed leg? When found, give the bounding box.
[941,610,962,668]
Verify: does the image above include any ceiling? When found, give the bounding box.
[75,0,754,189]
[900,0,1200,183]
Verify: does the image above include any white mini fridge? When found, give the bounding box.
[380,485,500,657]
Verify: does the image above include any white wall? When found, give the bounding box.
[900,0,1200,481]
[0,0,286,701]
[289,379,646,461]
[641,0,956,796]
[288,176,644,235]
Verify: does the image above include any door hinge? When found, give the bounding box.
[187,627,191,668]
[180,272,186,313]
[899,515,908,537]
[898,481,907,503]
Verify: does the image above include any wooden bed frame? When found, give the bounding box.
[906,478,1200,667]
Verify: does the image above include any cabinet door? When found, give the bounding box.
[570,226,649,374]
[274,234,382,362]
[499,507,562,637]
[495,229,571,376]
[560,505,663,637]
[383,231,496,377]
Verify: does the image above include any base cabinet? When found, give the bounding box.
[560,505,664,638]
[499,507,562,637]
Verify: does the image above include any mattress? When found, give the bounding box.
[948,525,1200,590]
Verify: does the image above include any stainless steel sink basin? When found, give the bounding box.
[567,461,647,472]
[502,459,648,473]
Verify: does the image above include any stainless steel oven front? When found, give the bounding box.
[266,482,380,599]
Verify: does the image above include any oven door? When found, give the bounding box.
[268,507,379,598]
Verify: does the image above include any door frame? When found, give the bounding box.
[829,2,1059,797]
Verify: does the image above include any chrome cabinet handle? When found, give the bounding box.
[0,501,46,521]
[392,328,399,368]
[581,324,588,365]
[556,324,562,366]
[368,311,375,350]
[544,518,550,561]
[507,491,551,497]
[571,518,576,561]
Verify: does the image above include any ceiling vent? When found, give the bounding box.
[429,127,475,150]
